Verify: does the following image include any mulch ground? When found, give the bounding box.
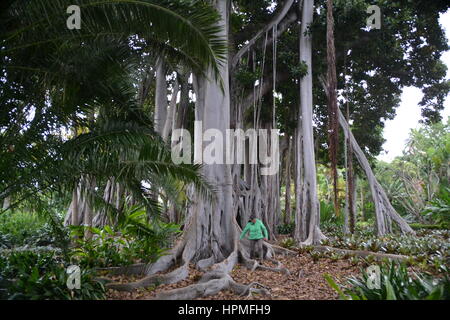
[106,252,361,300]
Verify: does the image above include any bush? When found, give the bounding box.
[0,211,46,247]
[0,210,68,250]
[277,222,295,235]
[422,185,450,227]
[0,251,105,300]
[410,223,447,230]
[70,215,180,268]
[280,237,296,249]
[70,226,135,268]
[326,262,450,300]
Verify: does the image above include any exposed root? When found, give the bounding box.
[105,236,192,291]
[300,226,327,246]
[96,263,147,276]
[149,247,272,300]
[106,228,289,299]
[106,262,190,292]
[311,245,409,262]
[232,281,270,298]
[271,244,298,256]
[239,250,290,276]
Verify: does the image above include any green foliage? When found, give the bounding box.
[332,262,450,300]
[70,227,134,268]
[0,251,105,300]
[410,223,447,230]
[422,184,450,227]
[0,211,48,247]
[0,209,71,261]
[70,207,180,268]
[325,228,450,274]
[324,274,353,300]
[320,200,344,231]
[0,0,222,216]
[277,222,295,235]
[279,237,296,249]
[235,66,262,88]
[376,119,450,223]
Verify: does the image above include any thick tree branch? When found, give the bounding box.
[231,0,298,69]
[240,70,291,115]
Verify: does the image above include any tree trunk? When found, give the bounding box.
[162,77,179,142]
[284,136,292,225]
[326,0,339,218]
[337,110,415,235]
[154,57,168,135]
[107,0,291,299]
[70,183,80,227]
[296,0,325,245]
[2,196,10,211]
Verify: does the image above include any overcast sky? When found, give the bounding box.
[377,10,450,162]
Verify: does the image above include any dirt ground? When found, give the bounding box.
[106,252,361,300]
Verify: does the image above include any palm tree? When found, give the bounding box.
[0,0,225,223]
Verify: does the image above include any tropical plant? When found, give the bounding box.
[1,0,226,215]
[280,237,296,249]
[277,222,295,235]
[327,262,450,300]
[0,250,105,300]
[376,119,450,223]
[422,184,450,227]
[70,205,180,268]
[0,211,46,247]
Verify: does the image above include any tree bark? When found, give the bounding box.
[154,57,168,135]
[284,136,292,225]
[337,110,415,235]
[106,0,290,298]
[296,0,325,245]
[231,0,296,69]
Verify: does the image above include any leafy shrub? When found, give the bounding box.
[0,251,105,300]
[325,228,449,273]
[410,223,447,230]
[280,237,296,249]
[70,227,133,268]
[0,211,46,247]
[422,185,450,227]
[0,210,68,250]
[326,262,450,300]
[277,222,295,235]
[70,210,181,268]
